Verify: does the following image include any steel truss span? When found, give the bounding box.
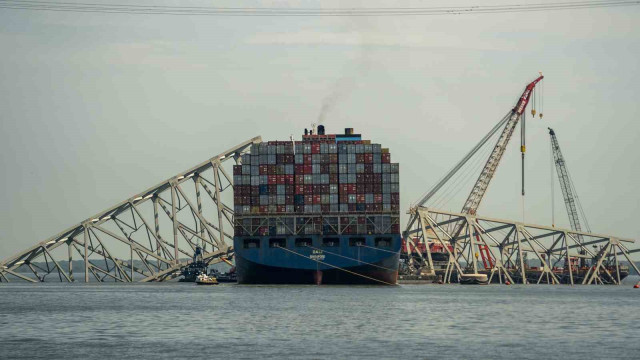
[405,207,640,285]
[0,137,261,283]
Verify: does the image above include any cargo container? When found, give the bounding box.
[233,127,400,284]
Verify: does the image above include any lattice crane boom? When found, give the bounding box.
[461,74,543,214]
[549,128,588,234]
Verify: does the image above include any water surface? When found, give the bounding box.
[1,279,639,359]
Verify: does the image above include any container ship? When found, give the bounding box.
[232,126,401,284]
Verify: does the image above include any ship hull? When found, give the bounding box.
[234,234,400,285]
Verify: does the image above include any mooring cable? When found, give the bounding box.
[306,245,398,272]
[275,246,395,285]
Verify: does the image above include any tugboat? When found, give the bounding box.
[195,273,219,285]
[179,246,208,282]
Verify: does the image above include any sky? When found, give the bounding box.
[1,0,639,257]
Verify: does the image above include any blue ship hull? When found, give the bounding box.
[234,234,401,285]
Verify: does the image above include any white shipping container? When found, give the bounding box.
[330,184,338,194]
[251,176,260,186]
[295,154,304,164]
[356,164,365,174]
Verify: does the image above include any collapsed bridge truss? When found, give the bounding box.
[406,207,640,285]
[0,137,261,283]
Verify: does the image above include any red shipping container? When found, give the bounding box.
[340,194,349,203]
[304,154,312,164]
[286,175,294,184]
[305,185,314,195]
[258,165,266,175]
[277,205,286,213]
[329,154,338,163]
[382,153,391,163]
[233,165,242,175]
[259,205,268,213]
[312,144,320,154]
[304,165,312,174]
[365,153,373,163]
[356,154,365,163]
[277,175,285,184]
[305,195,313,204]
[314,195,321,204]
[349,184,357,193]
[357,194,365,203]
[295,185,305,194]
[295,175,304,184]
[341,184,349,193]
[374,194,383,203]
[295,165,304,173]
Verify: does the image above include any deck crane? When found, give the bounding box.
[404,74,544,274]
[548,128,591,266]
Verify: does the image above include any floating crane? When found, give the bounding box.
[548,127,590,266]
[404,74,544,274]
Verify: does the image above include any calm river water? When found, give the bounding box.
[1,278,639,359]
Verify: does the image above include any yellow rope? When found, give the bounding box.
[276,246,396,286]
[306,245,398,273]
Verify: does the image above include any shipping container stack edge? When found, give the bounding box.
[233,127,400,237]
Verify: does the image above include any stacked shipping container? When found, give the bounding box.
[233,133,399,237]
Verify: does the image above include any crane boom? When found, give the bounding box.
[461,75,543,214]
[549,127,590,267]
[548,128,589,234]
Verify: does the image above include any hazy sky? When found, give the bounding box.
[1,0,639,257]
